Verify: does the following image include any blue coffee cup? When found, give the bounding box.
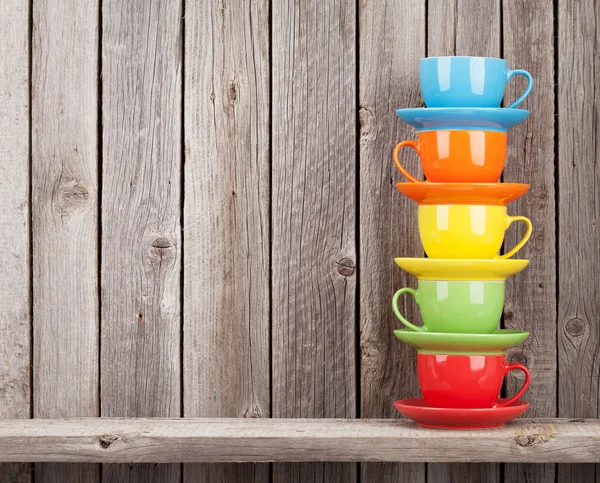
[420,56,533,108]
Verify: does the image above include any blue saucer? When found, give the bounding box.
[395,107,530,132]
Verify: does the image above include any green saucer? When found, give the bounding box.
[393,329,529,355]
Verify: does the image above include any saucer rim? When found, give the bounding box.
[393,257,530,282]
[395,107,531,132]
[395,181,531,206]
[394,397,530,412]
[392,329,530,355]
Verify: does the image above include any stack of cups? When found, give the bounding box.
[391,56,534,430]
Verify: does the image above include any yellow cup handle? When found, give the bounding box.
[393,141,422,183]
[498,216,533,259]
[392,288,426,331]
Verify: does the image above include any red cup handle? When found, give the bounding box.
[393,141,422,183]
[494,363,530,408]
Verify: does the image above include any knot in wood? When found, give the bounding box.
[55,179,91,215]
[509,352,527,365]
[360,342,381,362]
[146,235,177,266]
[359,106,374,138]
[228,78,237,103]
[243,406,263,418]
[99,434,120,449]
[565,318,585,337]
[336,257,355,276]
[515,434,550,447]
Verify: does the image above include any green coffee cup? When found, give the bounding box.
[392,280,504,334]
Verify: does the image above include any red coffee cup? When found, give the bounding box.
[417,353,530,409]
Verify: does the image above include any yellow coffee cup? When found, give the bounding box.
[418,204,533,259]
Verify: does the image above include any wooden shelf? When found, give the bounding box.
[0,418,598,464]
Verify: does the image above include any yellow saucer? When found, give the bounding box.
[394,258,529,281]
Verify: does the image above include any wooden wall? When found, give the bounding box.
[0,0,597,482]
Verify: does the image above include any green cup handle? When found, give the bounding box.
[392,288,425,332]
[498,215,533,259]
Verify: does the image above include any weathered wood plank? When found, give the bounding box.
[427,1,501,481]
[0,1,31,481]
[32,0,99,481]
[358,0,425,482]
[183,0,270,481]
[557,0,600,482]
[428,0,500,59]
[272,0,357,481]
[0,418,597,463]
[502,1,557,482]
[101,1,182,481]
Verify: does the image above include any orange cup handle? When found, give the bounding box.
[393,141,422,183]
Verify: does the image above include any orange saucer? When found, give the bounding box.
[396,182,529,206]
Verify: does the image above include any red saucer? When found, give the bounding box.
[393,398,529,430]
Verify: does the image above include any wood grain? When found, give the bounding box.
[427,1,501,481]
[428,464,500,483]
[0,418,597,463]
[557,0,600,481]
[0,1,31,481]
[183,0,270,481]
[271,0,357,481]
[502,1,557,482]
[358,0,425,482]
[101,0,182,481]
[428,0,500,59]
[32,0,99,481]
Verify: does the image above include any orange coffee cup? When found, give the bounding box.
[393,130,507,183]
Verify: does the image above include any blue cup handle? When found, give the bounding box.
[506,69,533,108]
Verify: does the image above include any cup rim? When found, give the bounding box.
[418,352,505,360]
[417,279,505,285]
[420,56,507,62]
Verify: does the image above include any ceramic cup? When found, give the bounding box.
[393,130,507,183]
[418,204,532,259]
[417,353,530,408]
[420,56,533,108]
[392,280,503,334]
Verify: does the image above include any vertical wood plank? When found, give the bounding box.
[101,1,182,481]
[428,460,501,483]
[427,1,501,482]
[358,0,425,481]
[428,0,500,59]
[272,0,357,481]
[0,1,31,481]
[557,0,600,481]
[502,1,557,482]
[183,0,270,481]
[32,0,99,481]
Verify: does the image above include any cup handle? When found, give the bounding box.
[497,216,533,259]
[393,141,422,183]
[494,362,530,407]
[506,69,533,108]
[392,288,425,331]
